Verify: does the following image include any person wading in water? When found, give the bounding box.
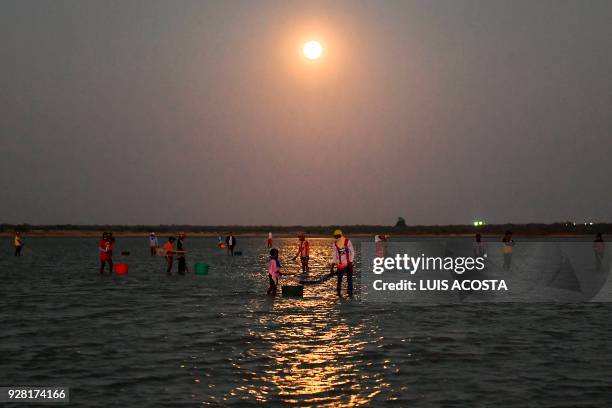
[331,229,355,298]
[292,232,310,274]
[149,232,159,257]
[502,231,514,270]
[14,231,24,257]
[177,232,188,274]
[98,232,114,274]
[226,232,237,256]
[162,236,177,275]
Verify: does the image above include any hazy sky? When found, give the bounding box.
[2,0,611,225]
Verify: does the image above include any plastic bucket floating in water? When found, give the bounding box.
[194,263,209,275]
[115,263,129,275]
[282,285,303,298]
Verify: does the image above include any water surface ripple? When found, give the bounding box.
[1,237,610,406]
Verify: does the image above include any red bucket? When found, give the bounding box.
[115,263,129,275]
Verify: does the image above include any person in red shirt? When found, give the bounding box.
[292,232,310,273]
[98,232,114,274]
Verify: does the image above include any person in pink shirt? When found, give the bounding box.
[267,248,282,295]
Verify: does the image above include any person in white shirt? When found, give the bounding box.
[149,232,159,257]
[267,232,273,248]
[226,232,237,256]
[375,234,388,257]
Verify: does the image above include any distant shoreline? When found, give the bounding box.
[1,222,609,238]
[0,232,600,238]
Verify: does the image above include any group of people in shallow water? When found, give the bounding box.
[10,229,607,291]
[213,233,238,255]
[266,229,355,297]
[473,230,606,271]
[471,230,516,269]
[264,231,312,295]
[147,232,188,274]
[93,228,359,297]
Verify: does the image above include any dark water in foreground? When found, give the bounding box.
[1,237,611,407]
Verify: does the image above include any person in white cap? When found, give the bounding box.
[149,232,159,257]
[375,234,388,258]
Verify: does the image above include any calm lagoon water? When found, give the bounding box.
[1,237,611,407]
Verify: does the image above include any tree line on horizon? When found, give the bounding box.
[1,221,611,235]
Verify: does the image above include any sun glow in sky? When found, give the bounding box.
[3,2,612,225]
[303,40,322,59]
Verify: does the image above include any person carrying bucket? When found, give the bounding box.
[331,229,355,297]
[98,232,114,274]
[14,231,24,257]
[149,232,159,257]
[292,232,310,273]
[162,236,177,275]
[177,232,188,274]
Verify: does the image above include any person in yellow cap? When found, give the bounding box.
[331,229,355,297]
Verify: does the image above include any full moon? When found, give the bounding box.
[303,41,322,60]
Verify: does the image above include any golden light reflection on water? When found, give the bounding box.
[228,238,387,406]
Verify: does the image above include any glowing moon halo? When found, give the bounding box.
[303,41,322,60]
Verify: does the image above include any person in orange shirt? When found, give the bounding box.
[162,236,177,275]
[292,232,310,273]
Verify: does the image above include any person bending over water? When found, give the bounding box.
[267,248,282,295]
[98,232,114,274]
[14,231,24,257]
[292,232,310,273]
[331,229,355,297]
[162,237,177,275]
